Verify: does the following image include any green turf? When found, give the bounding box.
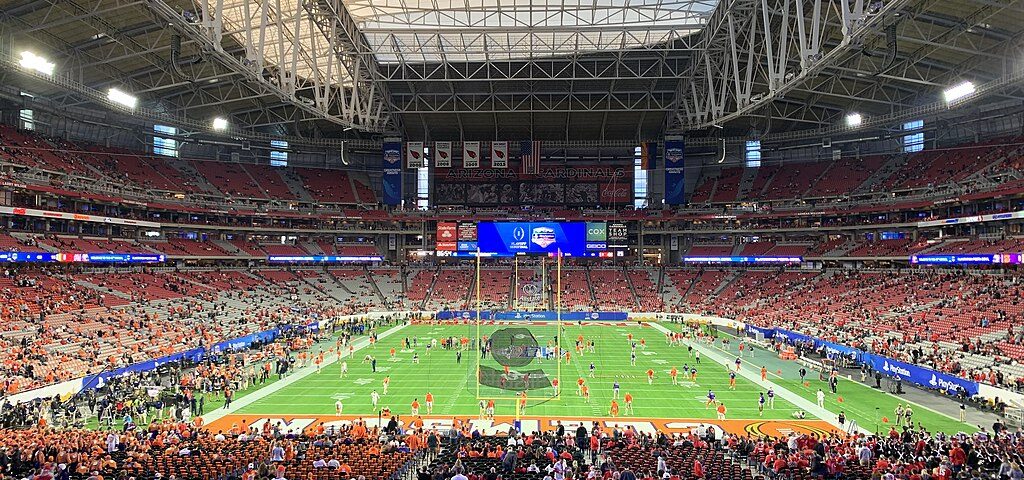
[661,324,976,435]
[235,323,803,420]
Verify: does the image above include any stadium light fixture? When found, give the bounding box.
[943,81,975,104]
[212,117,229,131]
[845,113,863,128]
[107,88,138,109]
[18,51,55,76]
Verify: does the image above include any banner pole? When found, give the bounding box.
[556,249,562,398]
[476,247,482,400]
[513,255,518,310]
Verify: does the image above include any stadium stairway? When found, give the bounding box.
[301,241,326,255]
[279,168,317,202]
[361,267,389,305]
[583,267,599,308]
[622,266,643,310]
[853,153,905,194]
[165,158,223,195]
[735,166,759,200]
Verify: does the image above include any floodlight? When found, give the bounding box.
[107,88,138,109]
[845,113,863,127]
[943,81,975,103]
[212,117,229,131]
[19,51,55,76]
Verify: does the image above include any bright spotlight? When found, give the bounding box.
[212,117,229,131]
[107,88,138,109]
[845,113,863,127]
[943,81,975,104]
[19,51,55,76]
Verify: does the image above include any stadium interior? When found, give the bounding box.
[0,0,1024,479]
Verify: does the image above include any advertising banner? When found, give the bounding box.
[436,222,457,251]
[864,354,979,396]
[664,139,686,205]
[382,141,402,205]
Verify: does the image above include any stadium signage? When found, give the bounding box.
[750,326,979,396]
[910,254,1021,264]
[440,165,628,181]
[0,205,161,228]
[0,252,166,263]
[682,256,803,263]
[266,255,384,263]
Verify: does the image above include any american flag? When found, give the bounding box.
[520,140,541,174]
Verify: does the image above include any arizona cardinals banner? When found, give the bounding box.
[491,141,508,168]
[434,141,452,168]
[463,141,480,168]
[406,141,424,169]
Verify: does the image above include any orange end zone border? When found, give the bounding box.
[205,414,838,438]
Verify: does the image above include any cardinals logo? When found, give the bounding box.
[439,150,449,159]
[411,150,421,159]
[468,150,477,158]
[495,150,505,159]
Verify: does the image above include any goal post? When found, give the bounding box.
[474,248,563,404]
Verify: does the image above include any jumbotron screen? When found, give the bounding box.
[437,221,621,257]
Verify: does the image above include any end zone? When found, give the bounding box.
[204,414,838,438]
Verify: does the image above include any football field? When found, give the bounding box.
[202,321,974,436]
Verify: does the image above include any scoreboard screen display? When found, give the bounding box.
[457,222,478,252]
[608,222,629,249]
[477,222,594,256]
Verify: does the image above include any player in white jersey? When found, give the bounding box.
[371,390,380,408]
[335,400,344,416]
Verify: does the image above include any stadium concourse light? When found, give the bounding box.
[107,88,138,109]
[845,113,863,128]
[212,117,229,131]
[18,51,55,76]
[943,81,975,104]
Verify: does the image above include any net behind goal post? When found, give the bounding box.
[474,250,564,404]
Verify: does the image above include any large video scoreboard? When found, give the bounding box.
[436,221,629,257]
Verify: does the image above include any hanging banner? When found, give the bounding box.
[388,234,397,251]
[664,139,686,205]
[382,141,402,205]
[641,141,658,169]
[406,141,424,169]
[491,141,508,168]
[463,141,481,168]
[434,141,452,168]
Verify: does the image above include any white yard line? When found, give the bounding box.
[199,322,409,424]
